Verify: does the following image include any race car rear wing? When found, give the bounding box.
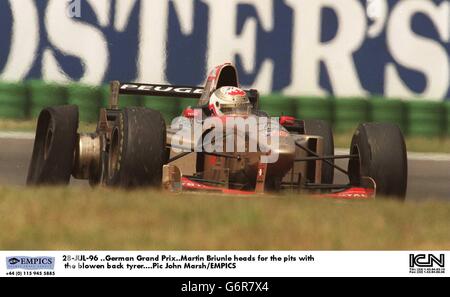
[108,81,259,109]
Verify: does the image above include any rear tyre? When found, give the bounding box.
[106,107,167,188]
[303,119,335,184]
[27,105,79,185]
[348,123,407,199]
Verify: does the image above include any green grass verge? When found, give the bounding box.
[0,187,449,250]
[0,119,37,131]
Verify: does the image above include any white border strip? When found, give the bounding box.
[1,132,450,162]
[0,251,448,277]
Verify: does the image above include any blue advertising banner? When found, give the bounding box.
[0,0,449,100]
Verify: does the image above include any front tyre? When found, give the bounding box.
[348,123,407,200]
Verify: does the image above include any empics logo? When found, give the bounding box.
[8,258,20,265]
[6,256,55,270]
[409,254,445,274]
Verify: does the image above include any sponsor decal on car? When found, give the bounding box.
[120,84,203,95]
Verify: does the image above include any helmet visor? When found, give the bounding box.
[220,103,252,115]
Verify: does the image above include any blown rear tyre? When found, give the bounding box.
[27,105,79,185]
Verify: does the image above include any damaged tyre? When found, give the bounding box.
[27,105,79,185]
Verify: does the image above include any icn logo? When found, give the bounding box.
[409,254,445,274]
[66,0,81,18]
[410,254,445,268]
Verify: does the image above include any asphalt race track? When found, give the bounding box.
[0,136,449,202]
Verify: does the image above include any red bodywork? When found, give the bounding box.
[181,177,374,199]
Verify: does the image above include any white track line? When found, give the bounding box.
[327,149,450,162]
[1,132,450,162]
[0,131,35,140]
[404,152,450,162]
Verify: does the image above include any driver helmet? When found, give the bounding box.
[208,86,252,116]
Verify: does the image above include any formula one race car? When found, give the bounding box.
[27,63,408,200]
